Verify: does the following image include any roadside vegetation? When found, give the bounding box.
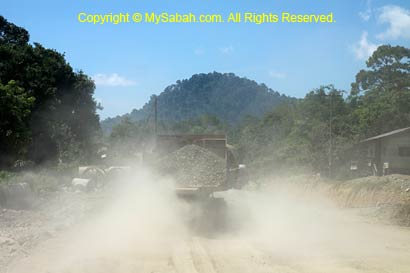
[1,15,410,183]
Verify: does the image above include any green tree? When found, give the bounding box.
[170,115,226,134]
[108,117,153,161]
[350,45,410,137]
[234,85,351,176]
[0,16,100,167]
[0,81,35,166]
[0,16,29,46]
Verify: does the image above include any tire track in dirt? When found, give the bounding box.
[190,237,218,273]
[195,237,298,273]
[172,241,199,273]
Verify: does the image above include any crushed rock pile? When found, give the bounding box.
[156,144,226,188]
[0,190,98,271]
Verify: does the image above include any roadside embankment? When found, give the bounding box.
[329,175,410,226]
[254,174,410,226]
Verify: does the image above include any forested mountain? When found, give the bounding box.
[102,72,291,133]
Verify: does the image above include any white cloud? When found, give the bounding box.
[359,0,372,21]
[359,11,371,22]
[377,5,410,40]
[352,32,379,60]
[220,45,234,55]
[268,71,287,79]
[92,73,137,87]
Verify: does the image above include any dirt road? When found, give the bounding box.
[5,225,410,273]
[5,196,410,273]
[3,183,410,273]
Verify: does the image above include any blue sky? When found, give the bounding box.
[3,0,410,119]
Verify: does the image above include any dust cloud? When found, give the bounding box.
[7,171,410,273]
[222,178,408,270]
[10,168,191,273]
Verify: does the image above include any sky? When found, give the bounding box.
[2,0,410,119]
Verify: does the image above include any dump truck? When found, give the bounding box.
[146,134,248,232]
[146,134,247,198]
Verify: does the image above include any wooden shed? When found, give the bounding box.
[356,127,410,176]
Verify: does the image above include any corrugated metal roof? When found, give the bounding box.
[361,127,410,142]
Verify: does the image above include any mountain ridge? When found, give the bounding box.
[101,72,293,133]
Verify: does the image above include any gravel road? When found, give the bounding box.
[2,175,410,273]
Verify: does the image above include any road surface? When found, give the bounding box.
[4,188,410,273]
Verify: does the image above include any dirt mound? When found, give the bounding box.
[332,174,410,208]
[296,174,410,226]
[0,190,99,271]
[156,144,226,188]
[254,174,410,226]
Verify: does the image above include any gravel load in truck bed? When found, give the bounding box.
[156,144,226,188]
